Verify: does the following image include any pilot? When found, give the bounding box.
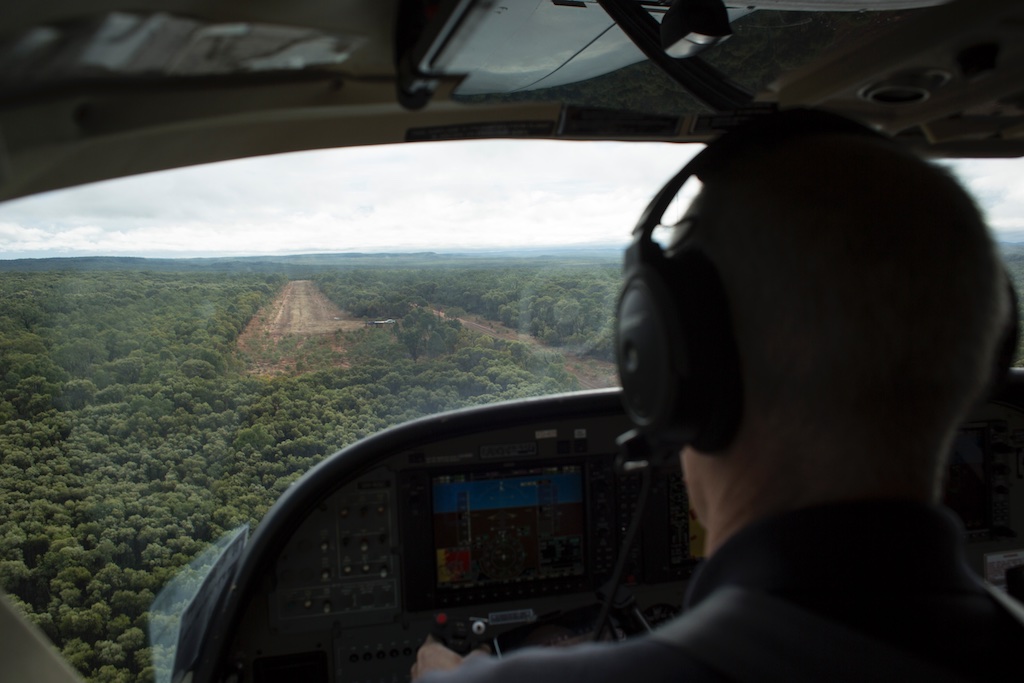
[412,112,1024,681]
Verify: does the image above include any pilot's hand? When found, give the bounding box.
[410,634,490,681]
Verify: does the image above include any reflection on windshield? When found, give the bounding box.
[149,525,247,683]
[456,10,921,117]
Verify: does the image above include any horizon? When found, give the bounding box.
[5,234,1024,264]
[0,244,628,264]
[1,140,1021,260]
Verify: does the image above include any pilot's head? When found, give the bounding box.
[673,119,1010,550]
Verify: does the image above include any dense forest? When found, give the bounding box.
[0,257,620,682]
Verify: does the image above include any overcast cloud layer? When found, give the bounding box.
[0,140,1021,259]
[944,158,1024,234]
[0,141,694,259]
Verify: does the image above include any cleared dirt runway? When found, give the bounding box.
[237,280,364,375]
[260,280,363,339]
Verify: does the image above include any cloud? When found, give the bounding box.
[1,142,1019,258]
[0,140,694,258]
[946,158,1024,233]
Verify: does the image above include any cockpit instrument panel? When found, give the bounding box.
[219,390,1024,683]
[945,419,1016,541]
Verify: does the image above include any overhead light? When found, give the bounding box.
[660,0,732,59]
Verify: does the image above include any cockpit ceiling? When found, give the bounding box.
[0,0,1021,201]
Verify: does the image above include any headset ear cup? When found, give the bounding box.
[616,246,743,452]
[617,264,684,435]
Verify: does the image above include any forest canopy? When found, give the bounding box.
[0,255,620,682]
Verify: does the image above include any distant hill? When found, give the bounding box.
[0,248,623,273]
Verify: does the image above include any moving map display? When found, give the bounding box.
[432,466,585,589]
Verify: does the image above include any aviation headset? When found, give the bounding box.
[614,109,1019,455]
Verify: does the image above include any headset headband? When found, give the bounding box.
[617,110,905,458]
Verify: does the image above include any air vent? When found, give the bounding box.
[859,69,952,105]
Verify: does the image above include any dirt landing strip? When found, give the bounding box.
[237,280,364,375]
[258,280,362,339]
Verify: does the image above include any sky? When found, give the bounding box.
[0,139,1022,259]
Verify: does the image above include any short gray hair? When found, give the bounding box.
[689,133,1010,498]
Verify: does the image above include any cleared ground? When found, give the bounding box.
[439,311,618,390]
[238,280,618,388]
[254,280,363,339]
[237,280,363,375]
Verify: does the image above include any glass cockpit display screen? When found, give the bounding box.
[945,426,990,531]
[432,465,585,589]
